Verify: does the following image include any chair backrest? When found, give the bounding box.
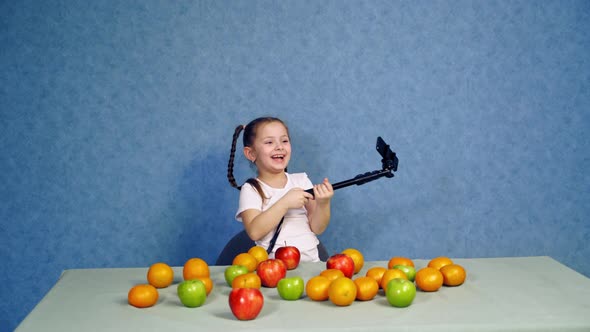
[215,230,330,265]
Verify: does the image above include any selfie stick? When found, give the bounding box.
[305,137,399,196]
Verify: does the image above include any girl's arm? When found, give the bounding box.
[241,188,313,241]
[306,178,334,235]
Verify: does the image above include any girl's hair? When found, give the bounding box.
[227,117,289,200]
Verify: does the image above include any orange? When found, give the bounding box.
[196,276,214,295]
[365,266,387,286]
[428,256,454,270]
[147,262,174,288]
[353,276,379,301]
[183,258,210,280]
[233,253,258,272]
[342,248,364,274]
[415,267,444,292]
[380,269,408,290]
[320,269,345,282]
[305,275,331,301]
[248,246,269,265]
[440,264,466,286]
[231,272,262,289]
[387,256,414,269]
[328,277,357,306]
[128,284,159,308]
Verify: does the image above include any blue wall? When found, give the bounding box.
[2,1,589,330]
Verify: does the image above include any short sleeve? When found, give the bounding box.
[289,172,313,190]
[235,183,264,222]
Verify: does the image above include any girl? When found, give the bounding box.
[227,117,334,262]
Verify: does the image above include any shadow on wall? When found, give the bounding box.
[173,151,243,265]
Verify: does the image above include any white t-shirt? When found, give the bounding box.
[235,173,320,262]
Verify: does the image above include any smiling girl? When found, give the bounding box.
[227,117,333,262]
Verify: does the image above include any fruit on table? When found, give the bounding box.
[365,266,387,286]
[275,245,301,270]
[177,279,207,308]
[393,264,416,282]
[353,276,379,301]
[305,275,331,301]
[128,284,159,308]
[320,268,345,282]
[428,256,454,270]
[195,276,214,295]
[257,259,287,287]
[440,264,467,286]
[277,276,305,300]
[386,278,416,307]
[233,253,259,272]
[326,254,355,278]
[147,262,174,288]
[225,265,249,286]
[415,267,444,292]
[387,256,414,269]
[328,277,357,306]
[248,245,269,265]
[183,257,210,280]
[232,272,262,289]
[380,269,408,291]
[229,288,264,320]
[341,248,364,274]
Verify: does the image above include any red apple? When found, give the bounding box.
[256,259,287,287]
[326,254,355,278]
[229,288,264,320]
[275,245,301,270]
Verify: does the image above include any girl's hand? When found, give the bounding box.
[313,178,333,205]
[281,188,314,209]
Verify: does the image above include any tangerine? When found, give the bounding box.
[231,272,262,289]
[353,276,379,301]
[147,262,174,288]
[428,256,454,270]
[128,284,159,308]
[233,253,258,272]
[440,264,466,286]
[183,258,210,280]
[248,246,269,265]
[365,266,387,286]
[328,277,357,306]
[196,276,214,295]
[320,269,345,282]
[380,269,408,290]
[342,248,364,274]
[387,256,414,269]
[415,267,444,292]
[305,275,331,301]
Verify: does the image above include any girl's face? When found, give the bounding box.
[244,121,291,175]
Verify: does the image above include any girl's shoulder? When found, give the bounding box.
[287,172,312,189]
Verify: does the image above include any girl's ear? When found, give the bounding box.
[243,147,256,162]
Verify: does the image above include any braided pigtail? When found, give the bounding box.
[227,125,244,190]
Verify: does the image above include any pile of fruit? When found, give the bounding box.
[127,246,467,321]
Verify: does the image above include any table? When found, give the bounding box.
[16,256,590,331]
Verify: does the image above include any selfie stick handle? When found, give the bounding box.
[305,168,394,196]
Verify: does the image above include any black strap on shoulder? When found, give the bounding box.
[266,217,285,254]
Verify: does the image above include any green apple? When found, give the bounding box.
[277,276,304,300]
[386,278,416,308]
[225,265,249,286]
[177,279,207,307]
[393,264,416,282]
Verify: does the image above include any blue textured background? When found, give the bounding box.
[2,1,589,330]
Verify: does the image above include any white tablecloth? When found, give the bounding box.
[16,256,590,331]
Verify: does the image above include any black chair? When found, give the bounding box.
[215,230,330,265]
